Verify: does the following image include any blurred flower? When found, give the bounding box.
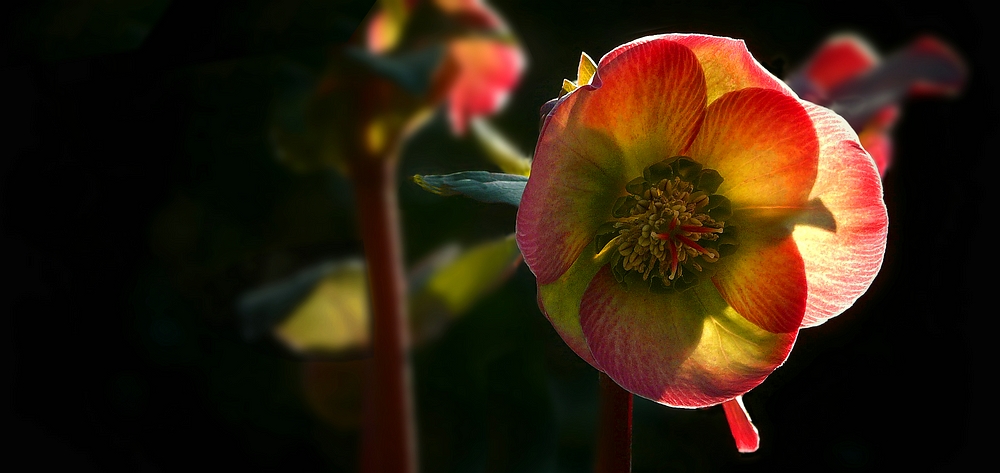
[516,34,887,450]
[785,34,966,176]
[271,0,525,172]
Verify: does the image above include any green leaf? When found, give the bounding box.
[412,171,528,206]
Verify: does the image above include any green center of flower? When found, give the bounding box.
[595,156,739,292]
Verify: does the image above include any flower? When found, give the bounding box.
[271,0,525,171]
[366,0,526,135]
[515,33,887,432]
[785,34,966,176]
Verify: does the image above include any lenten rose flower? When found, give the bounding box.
[515,34,888,448]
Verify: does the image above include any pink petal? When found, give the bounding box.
[579,267,797,408]
[793,103,888,327]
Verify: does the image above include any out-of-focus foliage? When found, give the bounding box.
[239,234,522,357]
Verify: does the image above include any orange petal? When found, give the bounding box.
[687,88,819,210]
[579,268,796,408]
[713,234,807,334]
[793,103,888,327]
[582,37,707,173]
[518,38,707,284]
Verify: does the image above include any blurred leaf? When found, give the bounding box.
[412,171,527,206]
[238,236,522,356]
[410,234,522,342]
[272,260,371,356]
[471,118,532,176]
[238,260,354,341]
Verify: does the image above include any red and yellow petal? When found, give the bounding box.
[517,38,707,285]
[793,102,888,327]
[712,233,807,334]
[579,267,796,408]
[686,87,819,209]
[579,37,707,173]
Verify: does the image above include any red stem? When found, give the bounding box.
[351,157,417,473]
[595,372,633,473]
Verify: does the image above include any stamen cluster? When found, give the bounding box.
[596,156,736,291]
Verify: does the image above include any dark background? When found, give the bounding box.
[4,0,994,471]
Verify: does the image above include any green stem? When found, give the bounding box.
[351,157,417,473]
[595,372,632,473]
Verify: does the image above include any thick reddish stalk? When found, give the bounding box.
[351,157,417,473]
[595,372,633,473]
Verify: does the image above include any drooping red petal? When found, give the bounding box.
[793,103,888,327]
[712,235,807,334]
[686,87,819,210]
[722,396,760,453]
[517,38,706,285]
[803,35,879,93]
[579,267,797,408]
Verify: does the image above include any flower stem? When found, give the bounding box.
[594,372,632,473]
[350,157,417,473]
[595,372,632,473]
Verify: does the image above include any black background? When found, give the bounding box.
[4,0,994,471]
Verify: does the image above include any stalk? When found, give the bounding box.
[351,156,417,473]
[594,372,632,473]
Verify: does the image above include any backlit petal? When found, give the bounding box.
[713,232,807,334]
[535,245,608,366]
[516,110,627,284]
[687,88,818,209]
[793,103,888,327]
[665,34,796,104]
[722,396,760,453]
[517,38,706,284]
[582,37,707,172]
[580,268,796,408]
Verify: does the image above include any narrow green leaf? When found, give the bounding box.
[412,171,528,206]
